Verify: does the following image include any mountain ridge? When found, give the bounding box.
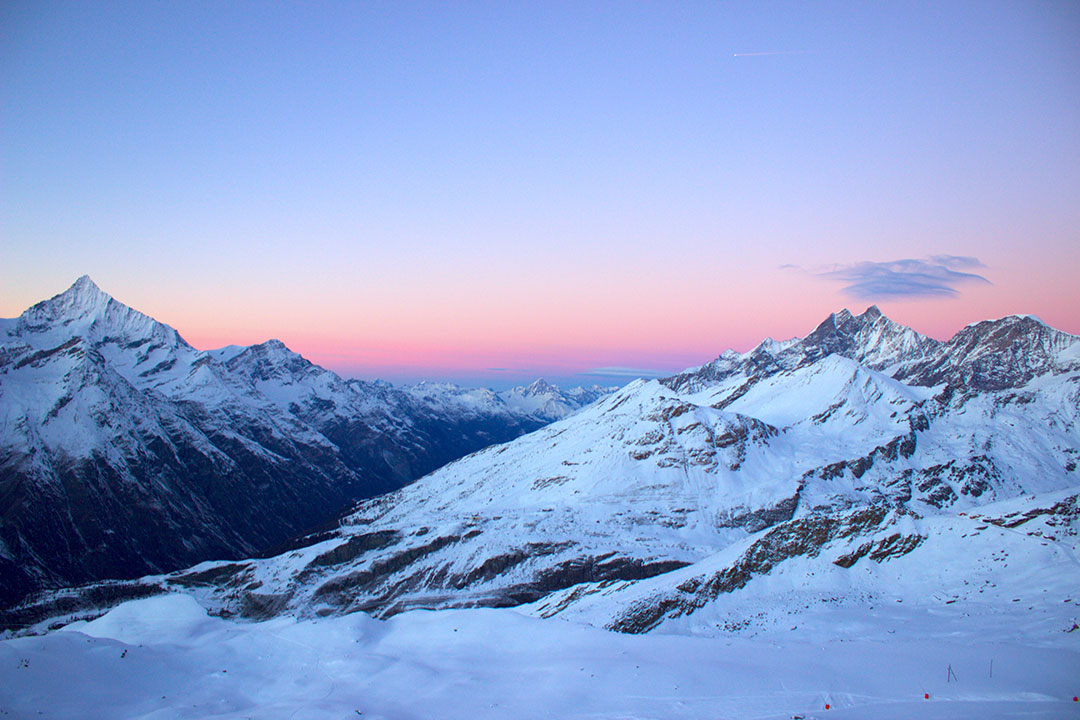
[13,299,1074,634]
[3,280,1078,637]
[667,304,1077,395]
[0,277,610,608]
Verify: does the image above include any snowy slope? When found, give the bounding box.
[0,277,592,607]
[539,489,1080,636]
[2,590,1079,720]
[18,304,1075,639]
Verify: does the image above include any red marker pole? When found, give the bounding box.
[924,693,930,699]
[825,704,830,710]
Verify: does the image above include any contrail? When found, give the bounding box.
[733,50,807,57]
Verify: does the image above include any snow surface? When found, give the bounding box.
[1,593,1078,719]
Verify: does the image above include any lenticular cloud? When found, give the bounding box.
[818,256,991,300]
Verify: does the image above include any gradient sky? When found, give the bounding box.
[2,1,1078,388]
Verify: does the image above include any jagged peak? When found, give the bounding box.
[237,338,308,363]
[224,339,320,382]
[807,309,852,340]
[951,313,1079,355]
[524,378,557,395]
[30,275,111,319]
[964,314,1048,330]
[811,305,908,339]
[70,274,103,295]
[13,276,194,351]
[752,337,798,356]
[18,276,120,331]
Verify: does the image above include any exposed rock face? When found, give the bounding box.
[604,505,914,633]
[0,277,598,607]
[894,315,1079,391]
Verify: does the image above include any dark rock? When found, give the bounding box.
[306,531,401,569]
[607,506,893,633]
[0,582,166,634]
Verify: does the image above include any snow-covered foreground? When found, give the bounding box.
[2,594,1078,720]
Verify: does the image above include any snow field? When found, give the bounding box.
[2,594,1079,720]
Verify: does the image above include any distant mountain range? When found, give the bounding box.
[0,277,613,608]
[18,304,1075,637]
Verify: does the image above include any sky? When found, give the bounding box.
[2,1,1078,388]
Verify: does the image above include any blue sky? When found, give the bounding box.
[2,1,1078,388]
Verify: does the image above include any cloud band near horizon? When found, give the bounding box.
[584,366,671,378]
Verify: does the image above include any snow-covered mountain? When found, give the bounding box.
[17,305,1076,638]
[0,277,605,607]
[497,378,614,421]
[404,378,614,425]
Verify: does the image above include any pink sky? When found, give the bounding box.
[2,248,1076,388]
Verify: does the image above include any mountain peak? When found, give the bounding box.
[62,274,109,307]
[525,378,557,395]
[238,338,304,364]
[958,314,1058,338]
[71,274,101,292]
[1003,313,1046,326]
[894,311,1078,390]
[63,275,109,308]
[14,276,192,351]
[808,309,856,342]
[20,275,112,327]
[227,338,315,380]
[816,305,901,337]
